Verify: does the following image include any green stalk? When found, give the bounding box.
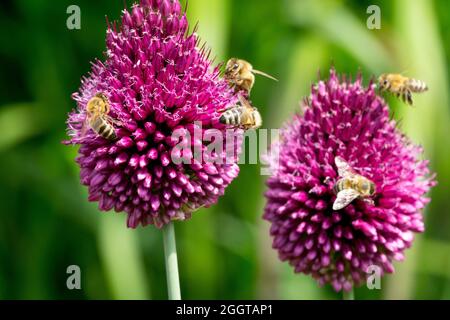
[163,222,181,300]
[343,289,354,300]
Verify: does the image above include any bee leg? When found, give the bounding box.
[403,90,413,106]
[323,176,332,184]
[105,115,122,127]
[363,198,374,206]
[217,105,234,113]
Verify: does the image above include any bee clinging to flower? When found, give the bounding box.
[81,93,119,141]
[224,58,278,94]
[378,73,428,105]
[219,94,263,130]
[332,156,376,211]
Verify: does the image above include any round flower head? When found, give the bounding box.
[264,69,436,292]
[65,0,241,228]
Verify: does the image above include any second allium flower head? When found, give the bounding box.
[65,0,241,228]
[264,69,436,292]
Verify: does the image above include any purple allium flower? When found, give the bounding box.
[64,0,241,229]
[264,69,436,292]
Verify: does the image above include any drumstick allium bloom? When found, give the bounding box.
[264,69,436,292]
[64,0,241,228]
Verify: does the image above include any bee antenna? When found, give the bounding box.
[252,69,278,82]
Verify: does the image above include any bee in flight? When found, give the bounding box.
[332,156,376,211]
[378,73,428,106]
[224,58,278,94]
[219,94,262,130]
[82,93,119,141]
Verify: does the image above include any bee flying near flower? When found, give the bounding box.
[378,73,428,105]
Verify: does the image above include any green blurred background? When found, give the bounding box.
[0,0,449,299]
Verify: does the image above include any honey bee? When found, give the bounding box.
[224,58,278,94]
[378,74,428,105]
[332,156,376,211]
[219,94,262,130]
[82,93,119,140]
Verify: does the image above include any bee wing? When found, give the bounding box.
[104,115,122,127]
[252,69,278,82]
[237,94,254,111]
[333,189,360,211]
[335,156,355,178]
[237,94,257,124]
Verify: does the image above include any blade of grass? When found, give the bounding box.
[286,0,393,73]
[384,0,450,300]
[98,214,150,300]
[269,35,328,128]
[177,0,229,299]
[184,0,230,62]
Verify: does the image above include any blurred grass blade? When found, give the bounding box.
[417,238,450,279]
[384,0,450,300]
[98,215,150,300]
[178,0,229,299]
[270,35,328,128]
[262,37,328,298]
[184,0,230,61]
[0,103,44,152]
[285,0,393,73]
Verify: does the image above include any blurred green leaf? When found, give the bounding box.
[270,35,329,128]
[184,0,231,61]
[0,103,45,152]
[286,0,393,73]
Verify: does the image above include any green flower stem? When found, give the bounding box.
[163,222,181,300]
[343,288,355,300]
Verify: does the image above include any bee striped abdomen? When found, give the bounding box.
[408,78,428,93]
[219,106,244,126]
[333,179,346,194]
[90,117,117,141]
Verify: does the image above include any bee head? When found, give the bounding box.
[225,58,240,76]
[378,74,389,90]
